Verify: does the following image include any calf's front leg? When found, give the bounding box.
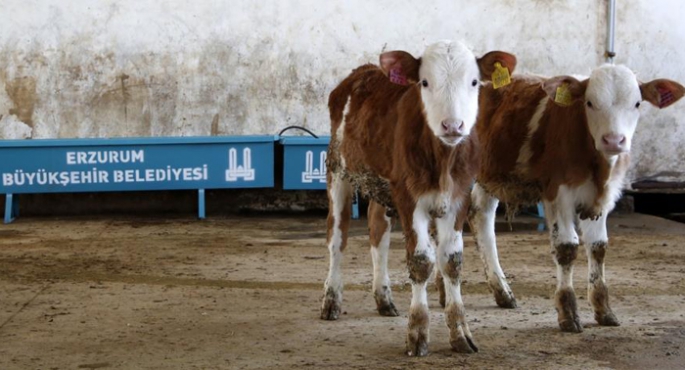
[436,204,478,353]
[401,195,435,357]
[579,214,619,326]
[544,194,582,333]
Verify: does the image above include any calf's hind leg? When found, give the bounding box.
[579,214,619,326]
[368,201,399,316]
[468,183,517,308]
[321,172,353,320]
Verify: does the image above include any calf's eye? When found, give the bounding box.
[586,101,593,108]
[421,80,429,88]
[635,101,641,108]
[471,79,478,87]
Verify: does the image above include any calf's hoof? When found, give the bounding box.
[556,288,581,332]
[493,287,517,309]
[376,301,399,317]
[558,317,583,333]
[374,289,400,317]
[406,335,429,357]
[596,312,620,327]
[450,333,478,354]
[407,307,430,357]
[320,288,342,320]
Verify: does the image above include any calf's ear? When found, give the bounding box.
[640,79,685,109]
[379,51,420,86]
[541,76,587,107]
[477,51,517,81]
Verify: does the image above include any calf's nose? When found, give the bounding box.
[441,119,465,136]
[601,133,626,151]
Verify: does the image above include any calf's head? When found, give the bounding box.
[380,40,516,146]
[543,65,685,157]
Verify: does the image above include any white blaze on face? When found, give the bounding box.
[584,65,642,156]
[419,41,481,146]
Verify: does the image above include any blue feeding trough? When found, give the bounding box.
[0,136,277,223]
[279,136,330,190]
[278,134,359,219]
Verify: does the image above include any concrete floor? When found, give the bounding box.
[0,213,684,369]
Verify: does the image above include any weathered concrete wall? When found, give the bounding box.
[0,0,683,182]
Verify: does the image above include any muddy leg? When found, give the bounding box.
[437,210,478,353]
[402,195,435,357]
[435,272,446,308]
[468,183,516,308]
[368,201,399,317]
[579,214,619,326]
[321,172,352,320]
[545,199,582,333]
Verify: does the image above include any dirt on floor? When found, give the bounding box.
[0,212,684,370]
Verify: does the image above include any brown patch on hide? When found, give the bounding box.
[368,201,391,248]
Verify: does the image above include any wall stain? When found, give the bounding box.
[5,76,37,129]
[211,113,220,136]
[118,73,130,120]
[88,73,152,137]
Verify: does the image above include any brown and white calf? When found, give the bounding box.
[320,40,516,355]
[470,65,684,332]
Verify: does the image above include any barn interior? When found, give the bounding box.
[1,1,684,369]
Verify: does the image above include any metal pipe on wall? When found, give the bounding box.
[606,0,616,63]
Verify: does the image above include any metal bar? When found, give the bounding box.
[606,0,617,63]
[352,192,360,220]
[4,194,15,224]
[198,189,206,219]
[536,202,545,218]
[536,202,546,231]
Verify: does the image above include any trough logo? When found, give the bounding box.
[225,147,255,182]
[302,150,326,183]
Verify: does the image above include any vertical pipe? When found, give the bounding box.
[606,0,616,63]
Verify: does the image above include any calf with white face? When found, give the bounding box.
[409,42,482,146]
[321,40,516,356]
[543,65,683,158]
[470,64,684,334]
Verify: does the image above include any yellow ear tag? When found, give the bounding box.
[492,62,511,89]
[554,83,573,106]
